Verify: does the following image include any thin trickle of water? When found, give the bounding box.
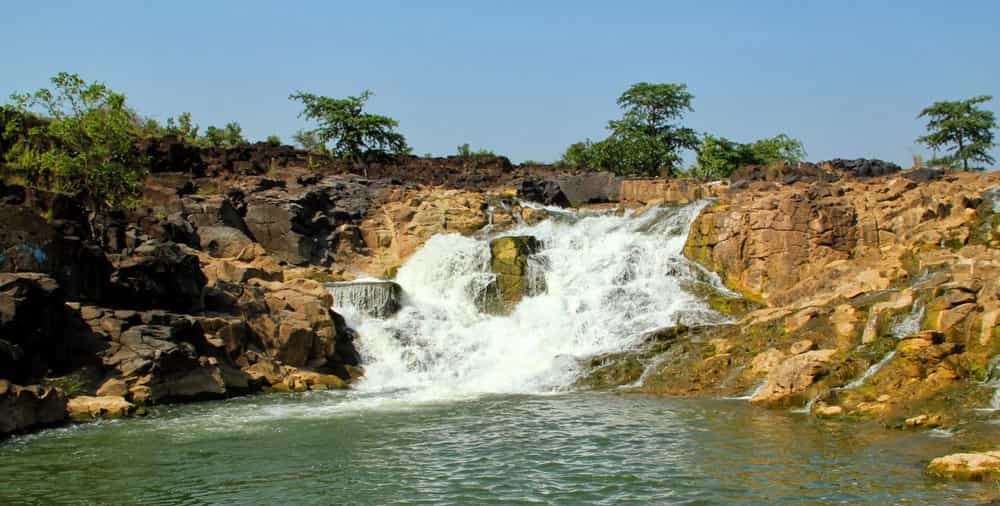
[724,379,767,401]
[890,303,924,339]
[976,356,1000,412]
[340,202,725,401]
[791,394,821,414]
[839,302,925,392]
[843,351,897,390]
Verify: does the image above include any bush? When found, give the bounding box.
[457,143,495,158]
[265,135,282,146]
[692,133,805,179]
[5,72,147,211]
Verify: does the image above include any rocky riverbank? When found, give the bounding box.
[2,141,998,479]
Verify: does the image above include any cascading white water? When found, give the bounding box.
[336,202,727,401]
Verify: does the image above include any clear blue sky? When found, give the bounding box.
[3,1,998,166]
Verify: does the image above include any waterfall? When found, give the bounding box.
[839,302,924,391]
[843,351,897,390]
[341,202,725,401]
[327,280,402,319]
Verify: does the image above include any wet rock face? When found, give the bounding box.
[327,280,403,318]
[482,236,544,315]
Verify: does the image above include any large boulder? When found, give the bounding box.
[0,380,67,436]
[516,178,570,207]
[66,395,135,421]
[555,172,620,206]
[926,451,1000,481]
[482,236,544,314]
[750,349,838,407]
[109,240,206,312]
[78,307,253,405]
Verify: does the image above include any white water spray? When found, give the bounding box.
[337,202,726,401]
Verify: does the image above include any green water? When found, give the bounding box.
[1,392,996,505]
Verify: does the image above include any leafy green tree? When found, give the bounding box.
[202,121,246,148]
[917,95,996,171]
[694,134,805,179]
[5,72,146,211]
[289,90,408,169]
[265,135,282,146]
[560,82,699,176]
[165,112,199,144]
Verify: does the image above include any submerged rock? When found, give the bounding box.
[327,280,402,318]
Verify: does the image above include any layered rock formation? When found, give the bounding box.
[583,169,1000,441]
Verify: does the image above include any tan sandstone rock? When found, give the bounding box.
[750,349,838,406]
[926,451,1000,481]
[66,396,135,421]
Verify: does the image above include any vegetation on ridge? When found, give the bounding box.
[917,95,996,171]
[3,72,147,211]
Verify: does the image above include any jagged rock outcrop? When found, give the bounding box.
[821,158,902,178]
[109,240,207,312]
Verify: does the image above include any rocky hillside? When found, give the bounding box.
[584,166,1000,435]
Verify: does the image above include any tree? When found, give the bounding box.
[5,72,146,211]
[693,134,805,179]
[289,90,408,170]
[917,95,996,171]
[292,129,327,154]
[560,82,699,176]
[265,135,282,146]
[165,112,199,144]
[203,121,246,148]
